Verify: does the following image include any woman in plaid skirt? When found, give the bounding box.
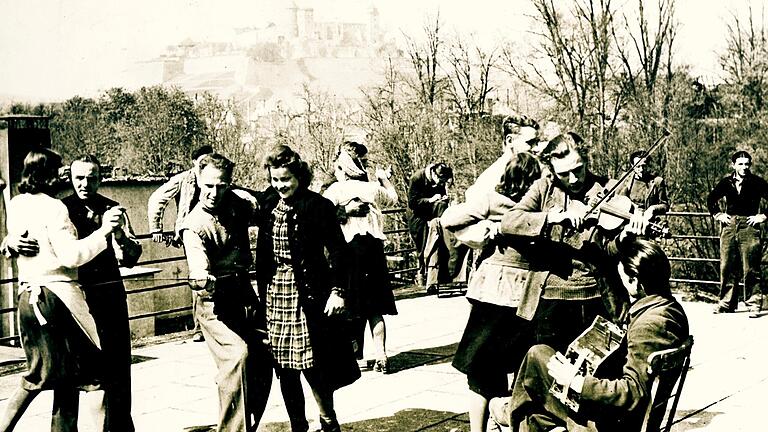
[256,145,360,432]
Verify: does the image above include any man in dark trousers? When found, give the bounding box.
[180,153,272,431]
[62,154,142,431]
[707,150,768,315]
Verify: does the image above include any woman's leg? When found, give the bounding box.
[467,390,489,432]
[368,315,388,373]
[304,370,339,432]
[279,370,309,432]
[81,389,106,432]
[0,387,40,432]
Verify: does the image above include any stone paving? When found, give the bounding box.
[0,291,767,431]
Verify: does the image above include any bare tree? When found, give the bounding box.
[444,35,498,115]
[403,12,447,107]
[503,0,621,173]
[720,5,768,114]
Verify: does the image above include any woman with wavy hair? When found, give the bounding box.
[256,145,359,432]
[441,152,543,432]
[0,147,123,431]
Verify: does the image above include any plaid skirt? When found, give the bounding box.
[266,263,314,370]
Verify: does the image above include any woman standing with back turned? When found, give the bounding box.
[0,147,123,431]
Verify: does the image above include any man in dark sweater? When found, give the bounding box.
[62,155,142,431]
[707,150,768,315]
[180,153,272,431]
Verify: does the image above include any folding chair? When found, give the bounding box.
[640,335,694,432]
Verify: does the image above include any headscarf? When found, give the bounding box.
[334,147,367,181]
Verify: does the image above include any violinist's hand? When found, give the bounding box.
[548,207,586,230]
[714,213,732,226]
[324,290,346,316]
[747,214,767,226]
[621,210,649,241]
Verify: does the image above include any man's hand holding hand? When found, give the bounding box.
[714,212,732,226]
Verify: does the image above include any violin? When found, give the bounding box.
[565,194,670,238]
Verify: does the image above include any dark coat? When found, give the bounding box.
[256,187,360,389]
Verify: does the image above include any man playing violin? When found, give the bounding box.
[615,150,669,219]
[707,150,768,315]
[499,132,651,353]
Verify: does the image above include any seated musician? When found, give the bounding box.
[489,237,690,431]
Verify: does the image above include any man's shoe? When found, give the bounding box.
[192,332,205,342]
[713,306,735,314]
[488,397,511,428]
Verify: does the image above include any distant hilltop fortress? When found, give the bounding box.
[121,1,389,118]
[165,1,383,61]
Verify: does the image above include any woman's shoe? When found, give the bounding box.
[357,359,374,371]
[373,358,388,374]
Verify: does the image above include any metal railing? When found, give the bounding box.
[663,211,768,294]
[0,209,421,345]
[2,208,743,345]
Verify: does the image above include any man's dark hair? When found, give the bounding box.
[502,115,539,138]
[432,163,453,181]
[19,147,63,195]
[198,153,234,182]
[618,238,672,297]
[732,150,752,163]
[539,132,586,165]
[191,145,215,162]
[263,145,313,188]
[71,154,102,169]
[629,150,650,166]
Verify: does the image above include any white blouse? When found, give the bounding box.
[323,179,398,242]
[6,193,109,348]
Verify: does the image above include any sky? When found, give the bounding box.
[0,0,764,102]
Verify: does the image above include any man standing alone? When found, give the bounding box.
[62,155,142,431]
[708,150,768,315]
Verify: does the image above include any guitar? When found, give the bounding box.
[549,315,626,412]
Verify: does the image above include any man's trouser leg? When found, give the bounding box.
[507,345,571,431]
[740,223,764,310]
[91,290,134,432]
[718,223,740,311]
[196,298,254,432]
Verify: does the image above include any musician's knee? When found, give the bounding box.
[528,344,556,363]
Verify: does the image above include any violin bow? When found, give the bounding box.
[586,129,672,215]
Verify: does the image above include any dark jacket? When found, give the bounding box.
[62,193,142,294]
[408,168,448,222]
[256,188,359,389]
